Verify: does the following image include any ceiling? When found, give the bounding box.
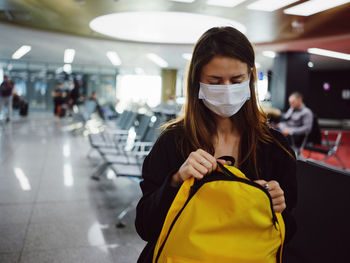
[0,0,350,73]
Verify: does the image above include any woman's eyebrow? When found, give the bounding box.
[207,74,246,79]
[231,74,245,79]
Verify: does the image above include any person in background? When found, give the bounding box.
[70,78,80,107]
[0,75,14,122]
[279,92,313,146]
[135,26,297,263]
[76,93,86,105]
[89,91,98,101]
[51,82,67,117]
[86,91,103,118]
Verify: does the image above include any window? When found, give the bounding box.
[116,74,161,111]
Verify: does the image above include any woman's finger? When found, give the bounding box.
[266,180,280,190]
[254,180,268,188]
[273,203,286,213]
[196,149,217,170]
[269,189,284,199]
[217,159,227,166]
[188,158,209,175]
[201,160,213,174]
[188,166,204,180]
[272,195,285,206]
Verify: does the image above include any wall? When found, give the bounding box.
[308,70,350,119]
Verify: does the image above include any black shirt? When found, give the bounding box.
[135,126,297,263]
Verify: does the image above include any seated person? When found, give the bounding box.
[278,92,313,146]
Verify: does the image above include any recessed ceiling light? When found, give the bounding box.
[206,0,247,8]
[284,0,350,16]
[12,45,31,59]
[147,53,168,68]
[90,11,246,44]
[106,51,122,66]
[247,0,299,12]
[182,53,192,61]
[262,51,276,58]
[308,48,350,61]
[64,49,75,64]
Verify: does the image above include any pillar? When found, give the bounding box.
[270,52,311,110]
[161,69,177,103]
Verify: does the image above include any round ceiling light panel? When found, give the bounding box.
[89,11,246,44]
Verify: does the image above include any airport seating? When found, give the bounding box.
[303,130,346,169]
[87,110,138,159]
[91,113,168,227]
[90,113,166,180]
[290,115,321,157]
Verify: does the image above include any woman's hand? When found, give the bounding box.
[254,180,286,213]
[171,149,226,187]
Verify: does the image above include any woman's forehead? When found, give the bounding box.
[201,56,248,76]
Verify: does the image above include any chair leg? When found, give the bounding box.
[334,154,347,170]
[86,148,95,159]
[322,152,346,170]
[116,199,139,228]
[91,162,109,180]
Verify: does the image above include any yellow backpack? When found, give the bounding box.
[153,163,285,263]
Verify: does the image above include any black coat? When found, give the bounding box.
[135,127,297,263]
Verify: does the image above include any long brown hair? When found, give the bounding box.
[164,27,293,176]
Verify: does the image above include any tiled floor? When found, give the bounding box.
[0,113,145,263]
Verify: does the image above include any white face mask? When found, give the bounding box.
[198,80,250,118]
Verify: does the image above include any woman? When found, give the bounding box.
[135,26,297,263]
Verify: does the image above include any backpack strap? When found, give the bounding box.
[153,177,195,263]
[276,212,285,263]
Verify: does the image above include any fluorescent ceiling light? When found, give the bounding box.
[147,53,168,68]
[106,51,122,66]
[90,11,246,44]
[308,48,350,61]
[64,49,75,63]
[63,64,72,73]
[262,51,276,58]
[247,0,299,12]
[170,0,195,3]
[284,0,350,16]
[206,0,247,8]
[12,45,31,59]
[182,53,192,61]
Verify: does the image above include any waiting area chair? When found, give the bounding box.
[303,130,346,169]
[290,114,346,169]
